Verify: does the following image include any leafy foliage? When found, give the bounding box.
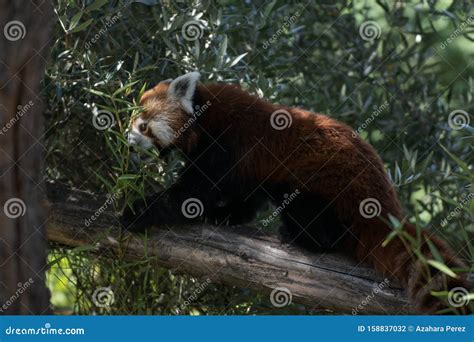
[45,0,473,314]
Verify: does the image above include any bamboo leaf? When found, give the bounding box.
[427,260,458,278]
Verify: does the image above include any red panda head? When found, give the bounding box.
[128,72,200,151]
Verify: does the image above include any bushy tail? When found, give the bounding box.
[351,218,471,314]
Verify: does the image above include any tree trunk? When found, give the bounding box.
[0,0,52,314]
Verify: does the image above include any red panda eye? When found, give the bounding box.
[138,123,147,132]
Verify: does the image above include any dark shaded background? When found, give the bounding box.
[44,0,473,314]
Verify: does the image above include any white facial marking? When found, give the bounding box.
[128,117,153,149]
[148,118,175,147]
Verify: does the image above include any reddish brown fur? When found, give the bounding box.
[133,82,470,313]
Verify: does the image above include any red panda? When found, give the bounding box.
[122,71,470,313]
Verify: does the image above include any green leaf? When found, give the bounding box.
[47,256,66,268]
[419,151,433,172]
[83,88,111,98]
[227,53,248,67]
[426,238,444,263]
[133,52,139,73]
[118,174,141,181]
[94,171,114,191]
[85,0,109,12]
[264,0,277,16]
[69,18,93,33]
[68,11,83,31]
[217,34,228,67]
[382,230,399,247]
[427,260,458,278]
[388,214,402,229]
[439,143,471,175]
[72,244,98,253]
[113,81,140,97]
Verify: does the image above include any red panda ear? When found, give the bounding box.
[167,72,200,114]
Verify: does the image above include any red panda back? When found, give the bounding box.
[191,82,469,313]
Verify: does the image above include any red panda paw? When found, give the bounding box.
[119,198,153,233]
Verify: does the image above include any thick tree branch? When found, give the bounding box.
[45,182,414,314]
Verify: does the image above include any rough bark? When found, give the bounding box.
[46,182,415,314]
[0,0,52,314]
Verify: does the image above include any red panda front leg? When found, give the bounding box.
[120,181,199,232]
[205,194,266,226]
[120,167,266,231]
